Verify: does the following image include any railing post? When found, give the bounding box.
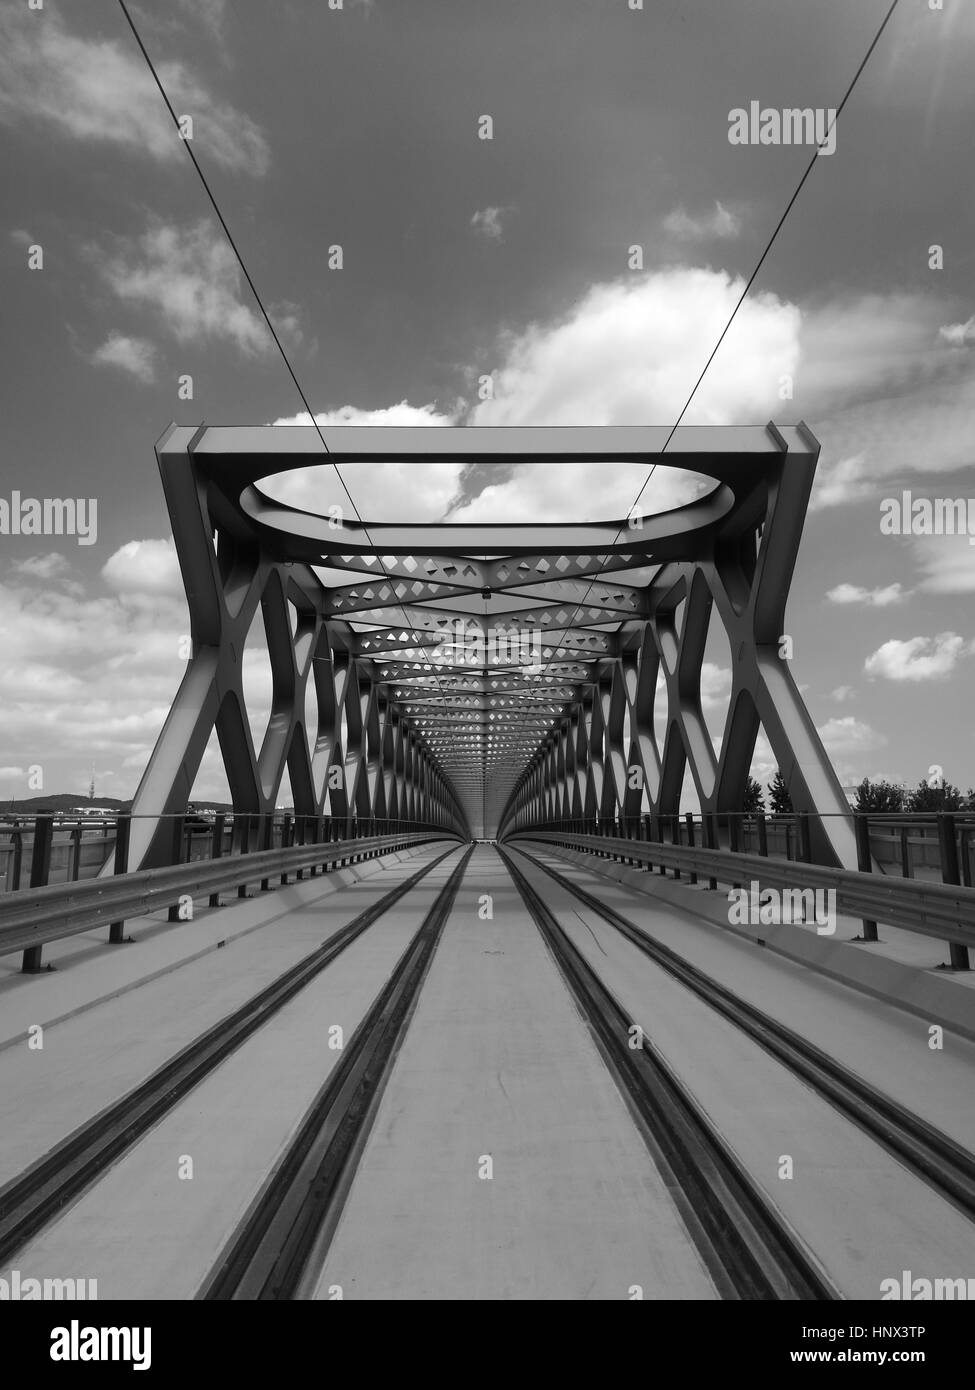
[237,813,251,899]
[670,814,681,879]
[296,815,307,879]
[208,813,225,907]
[69,825,83,882]
[727,814,741,890]
[757,811,768,859]
[322,816,333,871]
[938,813,970,970]
[109,813,131,943]
[703,813,717,891]
[308,816,320,877]
[260,813,274,891]
[167,814,186,922]
[9,828,23,892]
[685,812,697,885]
[280,814,293,885]
[854,813,878,942]
[23,815,54,972]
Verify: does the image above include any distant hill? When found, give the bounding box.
[0,794,130,814]
[0,795,235,815]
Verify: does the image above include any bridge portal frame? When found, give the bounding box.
[127,421,855,868]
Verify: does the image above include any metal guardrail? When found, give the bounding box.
[0,812,446,895]
[1,830,455,972]
[0,822,118,893]
[512,830,975,969]
[513,812,975,884]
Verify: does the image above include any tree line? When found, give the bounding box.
[739,773,975,815]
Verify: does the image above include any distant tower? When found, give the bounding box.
[88,762,96,803]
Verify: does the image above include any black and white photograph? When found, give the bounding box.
[0,0,973,1357]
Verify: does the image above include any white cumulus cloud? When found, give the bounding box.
[90,332,158,384]
[102,538,183,606]
[826,582,909,607]
[807,453,874,511]
[95,220,275,356]
[0,3,269,174]
[939,314,975,348]
[8,553,71,582]
[662,201,741,241]
[471,207,509,241]
[912,534,975,594]
[452,266,799,521]
[470,267,800,429]
[816,716,887,756]
[864,632,968,682]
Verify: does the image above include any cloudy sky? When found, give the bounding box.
[1,0,973,805]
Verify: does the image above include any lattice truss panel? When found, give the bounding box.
[130,423,856,864]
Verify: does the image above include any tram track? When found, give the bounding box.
[199,845,473,1300]
[0,842,463,1269]
[507,843,975,1228]
[499,845,838,1300]
[7,837,969,1300]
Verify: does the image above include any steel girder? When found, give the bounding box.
[495,428,857,868]
[131,422,854,860]
[125,426,468,867]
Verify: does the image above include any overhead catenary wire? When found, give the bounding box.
[505,0,902,818]
[117,0,901,831]
[116,1,461,790]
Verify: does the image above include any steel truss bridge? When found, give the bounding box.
[3,420,974,1301]
[128,420,854,868]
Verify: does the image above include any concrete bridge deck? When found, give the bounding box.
[2,843,973,1301]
